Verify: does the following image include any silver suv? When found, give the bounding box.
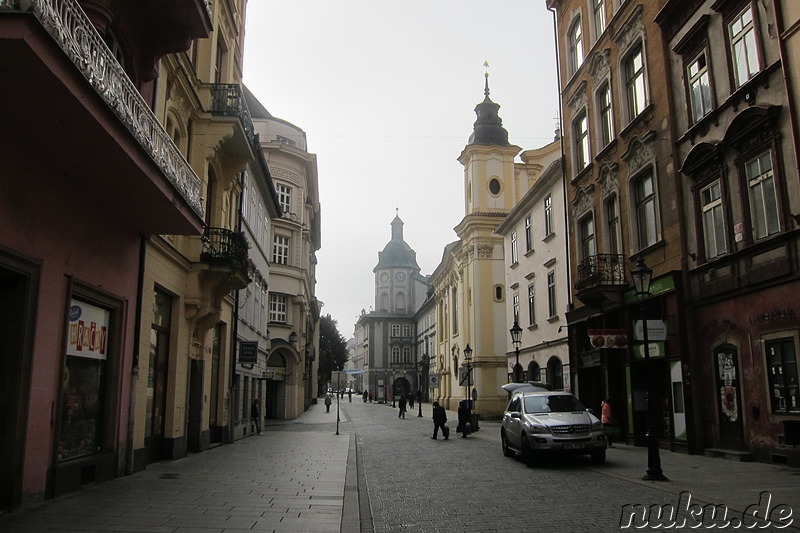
[500,390,607,465]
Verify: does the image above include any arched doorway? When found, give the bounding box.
[528,361,541,382]
[265,351,286,419]
[547,356,564,390]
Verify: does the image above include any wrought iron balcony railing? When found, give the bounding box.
[575,254,627,291]
[201,227,252,281]
[4,0,204,218]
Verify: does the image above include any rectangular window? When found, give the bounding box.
[593,0,606,37]
[687,50,713,123]
[527,283,536,326]
[597,82,614,147]
[402,346,412,364]
[547,271,557,318]
[579,214,596,260]
[634,171,658,249]
[402,324,412,337]
[730,5,759,88]
[276,184,292,213]
[766,338,799,413]
[391,323,401,337]
[513,293,520,323]
[746,151,779,240]
[625,45,647,120]
[544,195,554,236]
[524,215,532,252]
[268,293,287,323]
[605,195,621,255]
[272,235,289,265]
[701,180,727,259]
[510,230,518,264]
[574,111,590,171]
[451,288,458,335]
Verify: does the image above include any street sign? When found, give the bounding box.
[344,369,362,375]
[239,341,258,364]
[429,374,440,388]
[458,366,472,386]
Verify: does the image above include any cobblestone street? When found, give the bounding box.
[1,399,798,532]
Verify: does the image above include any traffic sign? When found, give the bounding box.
[429,374,440,388]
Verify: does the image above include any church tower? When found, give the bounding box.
[449,67,523,417]
[374,211,424,314]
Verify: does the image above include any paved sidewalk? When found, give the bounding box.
[0,401,352,533]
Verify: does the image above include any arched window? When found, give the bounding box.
[391,346,401,364]
[547,356,564,390]
[528,361,540,382]
[568,17,584,75]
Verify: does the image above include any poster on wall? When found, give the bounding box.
[587,329,628,349]
[67,299,110,360]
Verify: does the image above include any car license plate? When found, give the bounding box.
[563,443,584,450]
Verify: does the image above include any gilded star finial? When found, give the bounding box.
[483,60,491,97]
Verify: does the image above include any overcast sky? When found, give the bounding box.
[243,1,561,337]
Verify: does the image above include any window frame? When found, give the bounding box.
[527,282,536,327]
[727,3,761,90]
[604,194,621,256]
[685,47,714,125]
[547,270,557,319]
[573,109,590,171]
[632,168,660,251]
[699,179,728,260]
[764,335,799,414]
[276,183,292,214]
[592,0,606,40]
[568,16,584,76]
[579,212,597,261]
[596,81,614,148]
[544,194,554,237]
[268,293,287,323]
[524,215,533,252]
[510,230,518,264]
[743,150,780,242]
[272,234,290,265]
[623,42,648,123]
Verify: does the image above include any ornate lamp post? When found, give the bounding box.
[417,353,426,418]
[631,256,667,481]
[509,321,523,383]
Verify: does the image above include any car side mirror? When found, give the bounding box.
[511,412,521,419]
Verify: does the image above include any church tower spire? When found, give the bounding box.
[469,61,510,146]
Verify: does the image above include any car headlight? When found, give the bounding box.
[591,420,603,431]
[527,423,551,434]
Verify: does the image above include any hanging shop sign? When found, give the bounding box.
[587,329,628,349]
[239,341,258,364]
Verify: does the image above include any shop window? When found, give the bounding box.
[766,338,799,413]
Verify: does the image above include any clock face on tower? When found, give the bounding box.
[396,272,406,281]
[380,272,389,283]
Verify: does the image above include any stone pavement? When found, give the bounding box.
[1,398,798,532]
[0,400,353,532]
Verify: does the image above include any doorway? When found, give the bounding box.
[187,360,204,452]
[714,344,744,444]
[0,258,38,511]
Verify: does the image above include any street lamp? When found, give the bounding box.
[417,350,426,418]
[509,321,523,383]
[631,256,667,481]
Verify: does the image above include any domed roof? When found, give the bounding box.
[468,69,510,146]
[374,213,421,271]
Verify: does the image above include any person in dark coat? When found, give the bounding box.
[431,401,448,440]
[324,394,332,413]
[398,395,407,418]
[408,392,414,409]
[457,400,471,438]
[251,398,263,435]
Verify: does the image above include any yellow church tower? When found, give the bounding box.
[454,67,523,417]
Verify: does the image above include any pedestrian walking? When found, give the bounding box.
[368,390,373,403]
[362,389,368,403]
[601,398,616,446]
[431,401,448,440]
[348,389,352,402]
[251,398,263,435]
[408,392,414,409]
[398,395,407,418]
[325,394,332,413]
[457,399,471,438]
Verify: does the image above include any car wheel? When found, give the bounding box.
[590,447,606,464]
[521,434,535,467]
[501,430,515,457]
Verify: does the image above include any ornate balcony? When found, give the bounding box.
[200,227,252,289]
[575,254,627,307]
[1,0,204,224]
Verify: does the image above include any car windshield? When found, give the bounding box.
[524,394,585,413]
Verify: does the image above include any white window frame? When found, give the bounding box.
[510,230,518,264]
[544,194,554,237]
[268,293,287,323]
[272,235,290,265]
[729,4,760,89]
[700,180,727,259]
[276,183,292,213]
[687,49,713,123]
[746,151,779,240]
[524,215,532,252]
